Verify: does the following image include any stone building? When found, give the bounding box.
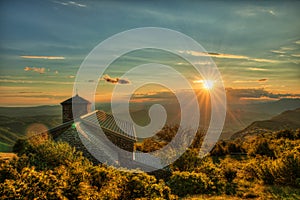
[40,94,162,171]
[60,94,91,123]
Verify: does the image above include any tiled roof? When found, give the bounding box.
[60,94,90,105]
[80,110,136,141]
[134,151,162,169]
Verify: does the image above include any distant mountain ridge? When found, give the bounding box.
[0,115,61,152]
[231,107,300,139]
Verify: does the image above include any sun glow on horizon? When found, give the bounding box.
[203,80,214,90]
[193,79,215,90]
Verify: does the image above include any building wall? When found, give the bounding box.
[62,104,89,123]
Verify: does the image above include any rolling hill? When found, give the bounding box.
[0,115,61,152]
[231,107,300,139]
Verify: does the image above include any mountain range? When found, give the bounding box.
[231,107,300,139]
[0,98,300,152]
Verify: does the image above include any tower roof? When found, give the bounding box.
[60,94,91,105]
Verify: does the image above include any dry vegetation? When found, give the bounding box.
[0,128,299,199]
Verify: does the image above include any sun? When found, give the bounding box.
[203,80,214,90]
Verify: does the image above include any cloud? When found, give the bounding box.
[24,66,46,74]
[295,40,300,45]
[258,78,268,82]
[249,58,280,63]
[21,55,65,60]
[247,67,268,71]
[291,54,300,57]
[235,7,276,17]
[102,74,130,84]
[233,79,268,83]
[280,46,295,51]
[179,50,248,59]
[269,10,276,16]
[179,50,281,63]
[132,91,175,100]
[0,79,73,85]
[54,1,86,7]
[271,50,286,54]
[226,88,299,100]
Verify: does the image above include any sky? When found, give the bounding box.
[0,0,300,106]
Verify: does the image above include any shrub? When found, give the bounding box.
[255,150,300,187]
[194,158,225,194]
[171,148,202,172]
[248,139,275,158]
[275,129,300,140]
[2,140,176,199]
[17,140,90,170]
[210,141,227,156]
[167,171,210,197]
[0,166,67,199]
[273,149,300,187]
[122,172,175,199]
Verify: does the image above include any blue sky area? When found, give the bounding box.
[0,0,299,106]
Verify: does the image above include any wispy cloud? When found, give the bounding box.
[24,66,45,74]
[280,46,295,51]
[0,79,73,85]
[179,50,281,63]
[235,7,276,17]
[226,88,300,100]
[233,79,268,83]
[54,1,87,8]
[21,55,65,60]
[102,74,130,84]
[271,50,286,54]
[247,67,269,71]
[291,54,300,57]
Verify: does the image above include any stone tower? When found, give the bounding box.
[60,94,91,123]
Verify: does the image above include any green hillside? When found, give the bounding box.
[0,115,61,152]
[231,107,300,139]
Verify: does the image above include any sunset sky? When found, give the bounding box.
[0,0,299,106]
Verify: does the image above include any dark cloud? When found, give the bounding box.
[18,91,43,94]
[102,74,130,84]
[24,66,45,74]
[258,78,268,82]
[226,88,299,99]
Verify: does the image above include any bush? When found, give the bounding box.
[275,129,300,140]
[16,140,90,170]
[122,172,175,199]
[273,150,300,187]
[167,171,210,197]
[255,150,300,187]
[210,141,227,156]
[248,139,275,158]
[2,140,176,199]
[171,148,202,172]
[0,166,67,199]
[194,158,225,194]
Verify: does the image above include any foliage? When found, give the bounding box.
[274,129,300,140]
[210,140,245,156]
[167,171,210,197]
[1,140,175,199]
[255,149,300,187]
[1,129,300,199]
[248,139,275,158]
[171,148,203,172]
